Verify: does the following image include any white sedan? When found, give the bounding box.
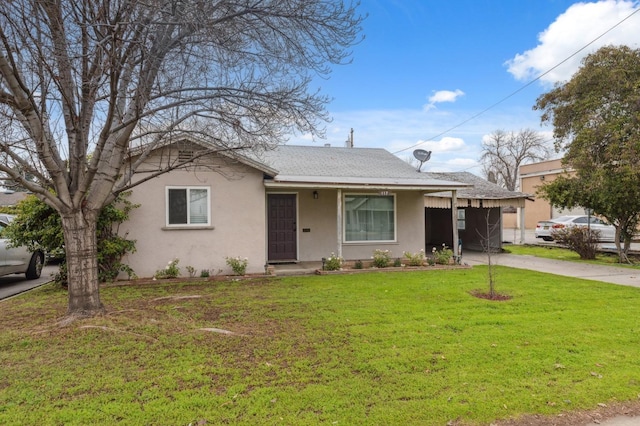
[0,215,44,280]
[535,215,617,242]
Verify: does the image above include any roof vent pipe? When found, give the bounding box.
[345,128,354,148]
[324,143,331,147]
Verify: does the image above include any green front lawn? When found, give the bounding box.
[2,268,640,425]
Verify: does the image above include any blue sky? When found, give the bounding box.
[290,0,640,174]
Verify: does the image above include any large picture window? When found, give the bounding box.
[344,194,395,242]
[166,186,210,226]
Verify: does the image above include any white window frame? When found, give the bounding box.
[457,208,466,230]
[165,186,211,227]
[343,193,397,243]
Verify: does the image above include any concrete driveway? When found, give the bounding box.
[0,264,58,300]
[463,251,640,288]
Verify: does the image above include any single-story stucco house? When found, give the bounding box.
[123,140,477,277]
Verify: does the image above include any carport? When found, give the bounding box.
[423,172,529,252]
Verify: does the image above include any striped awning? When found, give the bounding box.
[425,197,525,209]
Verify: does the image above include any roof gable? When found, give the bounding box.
[127,134,279,177]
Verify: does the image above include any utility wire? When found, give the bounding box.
[393,6,640,155]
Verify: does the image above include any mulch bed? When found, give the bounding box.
[315,264,471,275]
[469,289,513,301]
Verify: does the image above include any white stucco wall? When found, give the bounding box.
[294,190,427,262]
[295,188,339,261]
[123,158,267,278]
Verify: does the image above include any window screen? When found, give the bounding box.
[344,194,395,242]
[167,187,210,226]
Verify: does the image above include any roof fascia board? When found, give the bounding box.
[264,181,468,191]
[519,168,572,178]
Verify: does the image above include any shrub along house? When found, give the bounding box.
[123,140,471,277]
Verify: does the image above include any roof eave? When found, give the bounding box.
[264,181,469,192]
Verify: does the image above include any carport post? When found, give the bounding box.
[519,207,526,244]
[451,189,459,259]
[337,189,343,259]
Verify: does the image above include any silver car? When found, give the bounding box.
[535,215,617,243]
[0,215,44,279]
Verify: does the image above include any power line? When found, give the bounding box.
[393,6,640,155]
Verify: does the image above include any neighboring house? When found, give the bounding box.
[519,159,583,229]
[123,140,470,277]
[424,172,530,251]
[0,190,28,209]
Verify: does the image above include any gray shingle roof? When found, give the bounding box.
[257,145,468,189]
[426,171,529,200]
[137,137,470,190]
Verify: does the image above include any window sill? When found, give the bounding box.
[162,225,215,231]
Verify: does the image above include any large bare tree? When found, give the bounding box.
[0,0,362,317]
[480,129,551,191]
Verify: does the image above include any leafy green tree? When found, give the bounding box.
[534,45,640,262]
[3,195,62,256]
[4,193,138,284]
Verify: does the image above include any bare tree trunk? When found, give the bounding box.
[477,210,499,298]
[61,211,104,316]
[485,212,496,298]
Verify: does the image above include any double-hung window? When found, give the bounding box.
[344,194,396,242]
[457,209,466,230]
[166,186,210,226]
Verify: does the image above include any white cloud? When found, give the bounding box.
[424,89,465,111]
[428,89,465,104]
[418,157,480,174]
[411,136,466,153]
[287,106,547,175]
[506,0,640,85]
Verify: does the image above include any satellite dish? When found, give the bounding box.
[413,149,432,172]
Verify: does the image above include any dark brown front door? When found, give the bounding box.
[268,194,297,261]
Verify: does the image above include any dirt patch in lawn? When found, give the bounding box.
[468,289,513,301]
